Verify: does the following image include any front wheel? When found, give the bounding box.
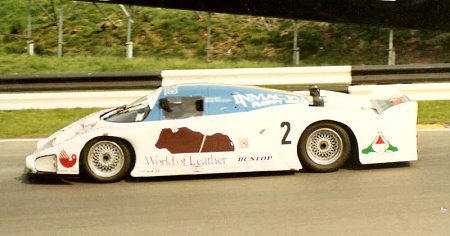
[81,138,132,183]
[298,122,351,172]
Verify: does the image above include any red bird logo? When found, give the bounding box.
[59,150,77,168]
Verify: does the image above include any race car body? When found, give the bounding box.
[25,84,418,182]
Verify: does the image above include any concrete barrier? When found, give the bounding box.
[348,83,450,101]
[0,90,149,110]
[161,66,352,86]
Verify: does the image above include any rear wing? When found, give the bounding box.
[358,88,418,165]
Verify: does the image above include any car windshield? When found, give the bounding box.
[104,96,151,123]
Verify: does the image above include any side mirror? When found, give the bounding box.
[159,98,172,112]
[309,85,324,107]
[309,85,320,97]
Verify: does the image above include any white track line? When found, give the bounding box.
[418,128,450,132]
[0,138,42,143]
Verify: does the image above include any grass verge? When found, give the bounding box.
[0,101,448,138]
[0,108,103,138]
[0,55,285,74]
[417,101,450,125]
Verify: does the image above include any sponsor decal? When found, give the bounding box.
[164,86,178,95]
[389,97,403,105]
[145,155,227,167]
[156,127,234,154]
[59,150,77,168]
[362,132,398,154]
[205,96,233,103]
[238,156,272,161]
[232,93,307,109]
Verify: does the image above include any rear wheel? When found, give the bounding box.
[81,138,131,183]
[298,122,351,172]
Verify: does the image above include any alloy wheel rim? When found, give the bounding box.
[306,128,343,165]
[87,141,125,178]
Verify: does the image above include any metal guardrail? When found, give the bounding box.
[0,64,449,92]
[352,64,450,85]
[0,71,162,92]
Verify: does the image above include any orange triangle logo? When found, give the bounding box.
[375,135,385,144]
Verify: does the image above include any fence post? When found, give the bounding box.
[27,0,34,56]
[292,20,300,65]
[125,5,134,58]
[57,0,64,57]
[388,29,396,65]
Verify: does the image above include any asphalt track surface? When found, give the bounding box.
[0,130,448,236]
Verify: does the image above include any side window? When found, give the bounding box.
[159,96,204,119]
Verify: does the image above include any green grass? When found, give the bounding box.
[0,101,448,138]
[418,101,450,124]
[0,55,285,74]
[0,108,102,138]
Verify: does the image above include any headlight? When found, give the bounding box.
[35,155,57,173]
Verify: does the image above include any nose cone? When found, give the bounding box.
[25,154,38,173]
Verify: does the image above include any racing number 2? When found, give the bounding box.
[280,122,292,145]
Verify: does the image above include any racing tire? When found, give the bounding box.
[298,122,351,172]
[81,138,132,183]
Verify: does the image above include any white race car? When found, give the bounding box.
[25,84,418,182]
